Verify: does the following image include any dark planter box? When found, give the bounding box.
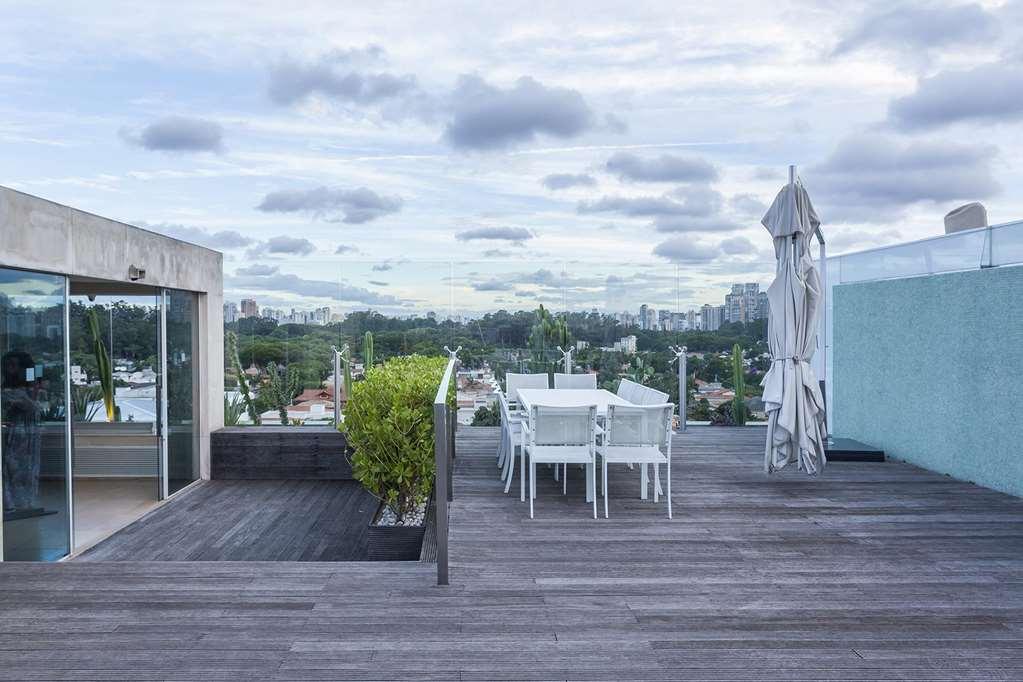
[366,503,427,561]
[211,426,353,480]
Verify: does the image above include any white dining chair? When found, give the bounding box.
[597,403,674,519]
[553,372,597,389]
[505,372,550,410]
[496,390,524,495]
[616,378,643,403]
[522,405,597,519]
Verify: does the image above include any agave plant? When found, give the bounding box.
[223,392,245,426]
[72,384,103,422]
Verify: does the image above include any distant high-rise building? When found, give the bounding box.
[658,309,671,331]
[723,283,766,324]
[639,304,649,330]
[757,291,769,321]
[223,302,238,324]
[620,335,637,354]
[743,283,761,323]
[701,304,724,331]
[240,298,258,318]
[724,284,744,324]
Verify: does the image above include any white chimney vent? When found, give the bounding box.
[944,202,988,234]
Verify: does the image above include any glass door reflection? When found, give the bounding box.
[1,268,71,561]
[162,289,199,497]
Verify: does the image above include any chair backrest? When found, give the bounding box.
[553,373,597,390]
[616,378,643,403]
[496,389,511,423]
[638,385,670,405]
[605,403,673,448]
[530,405,596,447]
[617,378,669,405]
[506,372,550,400]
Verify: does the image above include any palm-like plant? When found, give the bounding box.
[86,307,117,422]
[528,304,570,374]
[628,355,654,384]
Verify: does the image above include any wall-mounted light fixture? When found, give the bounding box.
[128,265,146,281]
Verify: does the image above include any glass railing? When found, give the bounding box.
[223,259,772,429]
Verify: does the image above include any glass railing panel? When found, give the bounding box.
[989,220,1023,268]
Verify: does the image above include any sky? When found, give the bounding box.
[2,1,1021,317]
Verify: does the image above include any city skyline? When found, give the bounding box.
[223,278,766,327]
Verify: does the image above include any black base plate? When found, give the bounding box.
[826,437,885,462]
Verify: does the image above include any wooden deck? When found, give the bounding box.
[76,480,378,561]
[1,426,1022,680]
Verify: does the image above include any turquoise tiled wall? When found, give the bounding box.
[833,265,1023,498]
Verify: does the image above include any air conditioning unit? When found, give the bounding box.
[944,202,987,234]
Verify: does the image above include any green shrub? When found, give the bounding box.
[471,404,501,426]
[345,355,450,523]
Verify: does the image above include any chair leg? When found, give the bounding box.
[520,445,526,502]
[503,445,516,494]
[653,464,659,503]
[562,464,567,495]
[602,459,609,519]
[640,463,648,500]
[591,460,596,519]
[667,459,672,520]
[529,461,536,518]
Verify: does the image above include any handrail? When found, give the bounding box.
[433,348,459,586]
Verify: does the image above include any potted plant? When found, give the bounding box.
[344,354,449,560]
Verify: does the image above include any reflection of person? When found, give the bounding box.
[2,350,42,512]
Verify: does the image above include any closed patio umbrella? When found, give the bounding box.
[761,167,827,475]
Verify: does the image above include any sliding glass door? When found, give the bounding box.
[0,268,71,561]
[161,289,199,497]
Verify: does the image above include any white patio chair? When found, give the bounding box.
[496,390,525,496]
[522,405,597,519]
[553,373,597,389]
[616,378,643,403]
[616,378,669,405]
[494,389,510,466]
[597,403,674,519]
[505,372,550,411]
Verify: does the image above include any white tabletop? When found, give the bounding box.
[515,388,633,415]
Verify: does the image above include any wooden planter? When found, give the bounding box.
[366,503,427,561]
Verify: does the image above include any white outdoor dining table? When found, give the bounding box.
[515,388,632,415]
[514,388,637,504]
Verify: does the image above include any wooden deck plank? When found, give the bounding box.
[0,426,1020,680]
[75,480,378,561]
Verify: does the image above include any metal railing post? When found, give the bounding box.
[670,345,687,432]
[330,345,344,427]
[433,346,460,586]
[433,400,449,585]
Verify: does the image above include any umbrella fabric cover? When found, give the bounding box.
[761,182,828,474]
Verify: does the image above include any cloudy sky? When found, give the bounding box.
[3,1,1021,316]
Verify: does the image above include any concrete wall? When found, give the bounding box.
[833,265,1023,497]
[0,185,224,478]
